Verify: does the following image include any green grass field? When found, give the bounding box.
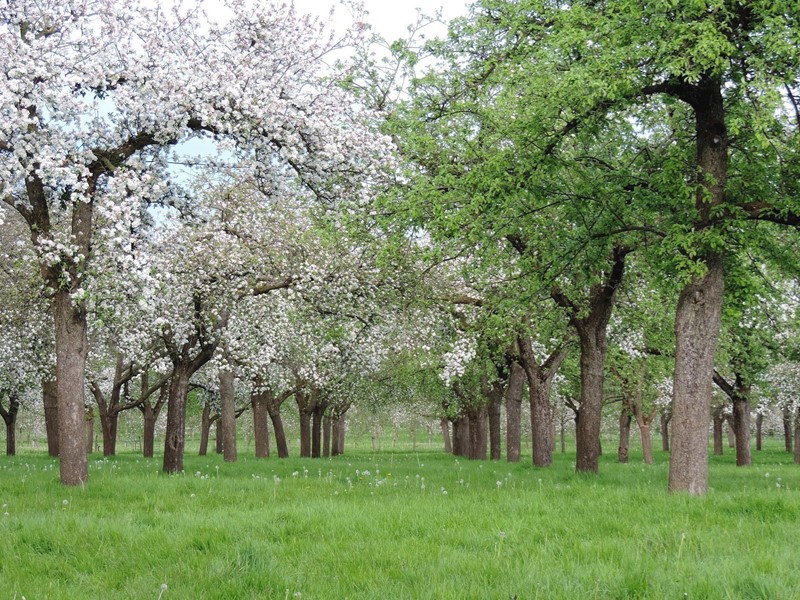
[1,441,799,599]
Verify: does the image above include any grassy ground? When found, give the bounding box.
[1,441,799,599]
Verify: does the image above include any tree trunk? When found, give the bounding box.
[575,333,605,473]
[1,397,19,456]
[660,411,671,453]
[755,413,763,451]
[199,401,212,457]
[488,383,503,461]
[215,420,223,454]
[53,289,90,485]
[99,411,118,457]
[618,408,631,464]
[299,412,312,458]
[468,408,487,460]
[43,379,59,457]
[269,408,289,458]
[453,415,470,457]
[529,376,556,467]
[713,410,724,456]
[219,370,237,462]
[505,362,524,462]
[312,402,326,458]
[783,405,793,454]
[794,417,800,465]
[639,424,653,465]
[163,364,192,473]
[668,82,728,495]
[726,415,735,449]
[252,391,270,458]
[441,418,452,453]
[668,255,724,495]
[333,415,346,455]
[732,397,751,467]
[85,405,94,454]
[323,415,332,457]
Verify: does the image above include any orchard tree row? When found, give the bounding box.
[1,0,799,496]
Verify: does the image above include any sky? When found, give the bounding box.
[292,0,472,42]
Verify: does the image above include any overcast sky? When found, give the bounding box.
[292,0,472,42]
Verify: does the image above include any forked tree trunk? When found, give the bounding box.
[505,362,524,462]
[53,289,90,485]
[618,408,631,464]
[1,396,19,456]
[219,370,237,463]
[441,418,452,454]
[43,379,59,457]
[251,391,270,458]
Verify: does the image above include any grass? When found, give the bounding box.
[1,441,799,599]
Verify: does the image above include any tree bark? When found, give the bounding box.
[712,409,724,456]
[488,381,503,460]
[794,417,800,465]
[43,379,59,457]
[441,417,452,453]
[668,255,724,494]
[618,408,631,464]
[0,396,20,456]
[311,399,327,458]
[163,363,192,473]
[323,415,332,457]
[783,405,793,454]
[199,401,212,457]
[269,407,289,458]
[219,370,237,462]
[139,383,167,459]
[639,425,654,465]
[85,405,94,454]
[660,411,671,453]
[251,391,270,458]
[467,407,487,460]
[453,415,470,457]
[53,288,90,485]
[215,419,223,454]
[505,362,524,463]
[668,82,727,496]
[755,413,762,451]
[732,397,751,466]
[332,415,346,455]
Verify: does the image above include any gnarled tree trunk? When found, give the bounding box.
[1,396,20,456]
